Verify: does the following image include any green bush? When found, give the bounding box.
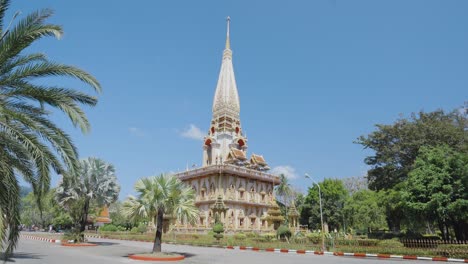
[306,233,322,244]
[357,239,379,246]
[334,239,379,247]
[63,230,85,243]
[292,236,308,244]
[137,223,147,233]
[130,227,139,233]
[245,232,258,238]
[422,234,441,240]
[234,233,246,240]
[213,223,224,233]
[378,240,404,248]
[99,224,118,232]
[277,226,292,240]
[437,244,468,259]
[261,233,277,242]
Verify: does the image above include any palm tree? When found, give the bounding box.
[123,174,199,253]
[56,158,120,236]
[276,174,292,206]
[0,0,100,256]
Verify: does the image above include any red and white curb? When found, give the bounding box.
[21,235,467,262]
[20,234,61,244]
[226,246,468,263]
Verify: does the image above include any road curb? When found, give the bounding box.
[21,234,468,262]
[20,234,61,244]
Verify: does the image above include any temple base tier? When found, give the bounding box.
[173,164,280,232]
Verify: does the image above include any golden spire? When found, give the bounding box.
[225,16,231,50]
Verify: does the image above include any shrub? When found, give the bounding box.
[234,233,246,240]
[213,223,224,241]
[277,226,292,241]
[292,236,308,244]
[437,244,468,259]
[245,232,258,238]
[130,227,139,233]
[422,234,441,240]
[63,230,85,243]
[99,224,118,232]
[137,223,147,233]
[400,230,423,239]
[357,239,379,246]
[213,223,224,233]
[378,240,404,248]
[306,233,322,244]
[334,239,379,247]
[260,233,276,242]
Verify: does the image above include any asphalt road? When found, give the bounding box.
[9,237,425,264]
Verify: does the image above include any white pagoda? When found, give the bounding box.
[174,18,280,233]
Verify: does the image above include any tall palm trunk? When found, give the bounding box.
[153,208,164,253]
[80,198,90,235]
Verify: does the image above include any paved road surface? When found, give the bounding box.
[9,237,424,264]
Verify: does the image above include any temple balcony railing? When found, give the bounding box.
[174,164,280,184]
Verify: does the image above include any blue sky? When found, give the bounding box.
[11,0,467,198]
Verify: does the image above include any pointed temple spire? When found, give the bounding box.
[213,16,239,116]
[204,17,246,167]
[225,16,231,50]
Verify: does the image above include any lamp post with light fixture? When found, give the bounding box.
[305,173,325,252]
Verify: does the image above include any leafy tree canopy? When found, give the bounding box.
[343,190,386,232]
[356,110,467,190]
[402,145,467,240]
[301,178,348,232]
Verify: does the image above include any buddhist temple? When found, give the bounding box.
[174,17,280,232]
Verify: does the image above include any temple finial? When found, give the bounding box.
[225,16,231,50]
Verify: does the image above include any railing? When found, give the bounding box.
[174,164,280,184]
[329,238,468,259]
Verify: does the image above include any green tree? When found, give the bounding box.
[376,187,406,232]
[356,110,466,191]
[403,145,468,240]
[0,1,100,256]
[108,201,134,230]
[21,189,72,229]
[122,174,199,253]
[275,174,293,206]
[343,190,386,233]
[56,158,120,237]
[301,179,348,232]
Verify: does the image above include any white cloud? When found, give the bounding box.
[271,165,298,179]
[180,124,205,141]
[129,127,145,137]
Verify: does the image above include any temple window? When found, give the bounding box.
[251,218,255,226]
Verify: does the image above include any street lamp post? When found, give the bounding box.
[305,173,325,252]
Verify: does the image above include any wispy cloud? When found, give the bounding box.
[128,127,145,138]
[271,165,298,179]
[180,124,205,141]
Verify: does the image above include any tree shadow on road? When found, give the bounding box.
[1,252,43,262]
